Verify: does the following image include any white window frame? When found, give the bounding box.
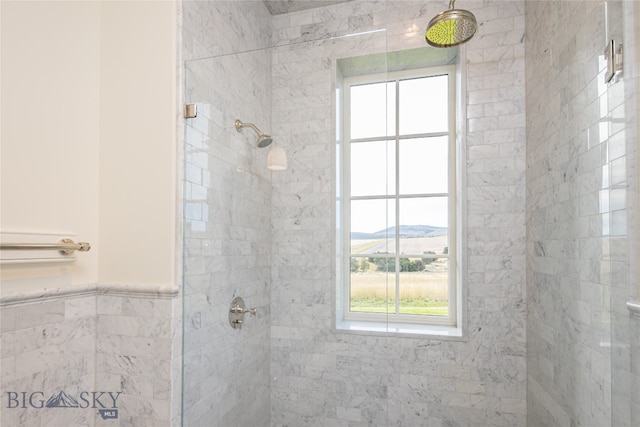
[339,65,459,331]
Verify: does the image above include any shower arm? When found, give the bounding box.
[235,120,266,137]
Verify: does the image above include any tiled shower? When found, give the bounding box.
[1,0,639,426]
[182,0,638,426]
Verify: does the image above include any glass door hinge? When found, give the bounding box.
[604,40,623,84]
[184,104,198,119]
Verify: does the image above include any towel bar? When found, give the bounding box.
[0,239,90,255]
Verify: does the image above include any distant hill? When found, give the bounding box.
[351,225,447,240]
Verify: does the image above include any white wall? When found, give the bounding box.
[1,1,102,290]
[0,1,178,293]
[0,3,180,425]
[98,0,178,287]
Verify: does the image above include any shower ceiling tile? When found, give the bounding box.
[263,0,352,15]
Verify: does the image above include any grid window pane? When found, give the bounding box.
[350,199,396,254]
[349,267,393,313]
[399,137,449,195]
[399,75,448,135]
[398,197,449,255]
[351,140,395,197]
[350,82,395,139]
[398,258,449,316]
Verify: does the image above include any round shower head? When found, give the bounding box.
[425,2,477,48]
[257,134,273,148]
[235,119,273,148]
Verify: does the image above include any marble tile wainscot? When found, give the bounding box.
[0,283,179,427]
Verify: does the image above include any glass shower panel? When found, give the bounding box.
[610,1,640,426]
[183,27,392,426]
[182,48,272,427]
[272,29,392,425]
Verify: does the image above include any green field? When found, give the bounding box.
[350,267,449,316]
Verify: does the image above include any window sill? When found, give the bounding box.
[336,319,466,340]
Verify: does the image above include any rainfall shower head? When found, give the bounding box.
[425,0,477,48]
[235,119,273,148]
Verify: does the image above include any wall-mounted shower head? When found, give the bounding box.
[235,119,273,148]
[425,0,477,48]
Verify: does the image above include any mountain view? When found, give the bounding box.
[351,225,447,240]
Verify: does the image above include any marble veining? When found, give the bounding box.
[0,287,178,427]
[525,0,637,425]
[269,1,526,425]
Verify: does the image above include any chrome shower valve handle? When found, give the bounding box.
[230,304,257,316]
[228,297,257,329]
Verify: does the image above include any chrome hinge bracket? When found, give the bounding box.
[184,103,198,119]
[604,40,623,84]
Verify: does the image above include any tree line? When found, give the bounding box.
[351,248,447,273]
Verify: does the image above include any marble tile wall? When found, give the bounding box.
[0,288,177,427]
[181,1,273,426]
[1,295,97,427]
[270,1,526,425]
[525,0,627,425]
[182,0,272,61]
[95,293,177,427]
